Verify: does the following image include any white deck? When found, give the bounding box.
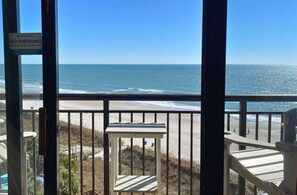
[114,175,157,192]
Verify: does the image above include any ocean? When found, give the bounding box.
[0,64,297,113]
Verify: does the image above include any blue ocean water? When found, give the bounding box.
[0,64,297,112]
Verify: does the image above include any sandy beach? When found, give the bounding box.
[22,100,283,163]
[58,100,201,162]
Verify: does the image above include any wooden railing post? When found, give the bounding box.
[238,100,247,194]
[104,100,110,195]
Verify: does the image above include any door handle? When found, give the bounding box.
[39,107,46,156]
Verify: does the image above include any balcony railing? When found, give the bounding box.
[2,94,297,194]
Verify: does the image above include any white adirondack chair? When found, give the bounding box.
[224,108,297,195]
[224,131,285,194]
[0,132,37,194]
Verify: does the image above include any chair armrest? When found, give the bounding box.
[224,131,278,151]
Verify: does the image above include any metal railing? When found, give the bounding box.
[58,94,201,195]
[57,94,297,195]
[2,93,297,194]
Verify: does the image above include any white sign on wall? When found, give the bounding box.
[9,33,42,55]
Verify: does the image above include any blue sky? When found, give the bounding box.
[0,0,296,65]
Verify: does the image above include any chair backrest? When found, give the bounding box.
[277,108,297,194]
[283,108,297,142]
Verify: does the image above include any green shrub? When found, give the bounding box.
[60,155,79,195]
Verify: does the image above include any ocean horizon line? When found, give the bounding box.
[0,63,297,66]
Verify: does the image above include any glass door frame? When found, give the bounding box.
[2,0,26,193]
[2,0,59,194]
[41,0,59,194]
